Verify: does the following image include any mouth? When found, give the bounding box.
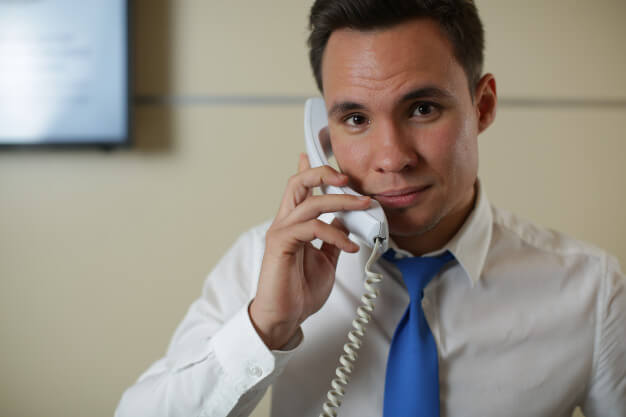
[372,185,433,208]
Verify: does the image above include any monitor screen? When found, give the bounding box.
[0,0,129,146]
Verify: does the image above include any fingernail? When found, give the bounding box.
[358,196,370,200]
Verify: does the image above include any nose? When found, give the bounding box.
[372,121,418,173]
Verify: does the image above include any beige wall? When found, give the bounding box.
[0,1,624,417]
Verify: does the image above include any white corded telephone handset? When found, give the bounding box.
[304,97,389,417]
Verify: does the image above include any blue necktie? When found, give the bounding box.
[382,249,455,417]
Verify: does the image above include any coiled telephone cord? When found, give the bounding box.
[319,237,385,417]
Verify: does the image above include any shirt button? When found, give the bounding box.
[247,365,263,377]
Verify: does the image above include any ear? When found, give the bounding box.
[473,73,497,134]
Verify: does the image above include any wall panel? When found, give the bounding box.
[469,0,625,100]
[480,107,626,264]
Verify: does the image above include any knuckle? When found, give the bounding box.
[265,227,282,243]
[287,174,299,186]
[311,219,325,235]
[321,165,337,176]
[309,195,324,209]
[265,228,276,243]
[300,195,321,213]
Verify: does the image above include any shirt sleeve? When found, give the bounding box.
[581,254,626,417]
[114,223,302,417]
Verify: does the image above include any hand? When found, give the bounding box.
[249,153,371,350]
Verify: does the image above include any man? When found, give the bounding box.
[116,1,626,416]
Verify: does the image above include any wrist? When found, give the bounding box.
[249,300,300,350]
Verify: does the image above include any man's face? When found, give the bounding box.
[321,19,486,240]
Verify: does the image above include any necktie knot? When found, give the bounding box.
[383,249,455,299]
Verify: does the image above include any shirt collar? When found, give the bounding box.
[387,180,493,287]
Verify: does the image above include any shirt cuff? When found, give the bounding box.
[210,302,301,392]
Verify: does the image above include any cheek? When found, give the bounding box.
[420,123,457,165]
[448,118,479,184]
[332,138,370,178]
[422,117,478,178]
[456,116,479,168]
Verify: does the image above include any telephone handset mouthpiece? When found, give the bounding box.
[304,97,389,253]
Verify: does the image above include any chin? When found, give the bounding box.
[386,209,445,238]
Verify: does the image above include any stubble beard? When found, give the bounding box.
[388,206,446,240]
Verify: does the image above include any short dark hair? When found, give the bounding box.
[307,0,484,94]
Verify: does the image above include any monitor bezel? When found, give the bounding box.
[0,0,132,150]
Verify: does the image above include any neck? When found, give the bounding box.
[391,183,477,256]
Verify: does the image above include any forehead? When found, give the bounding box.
[321,19,465,102]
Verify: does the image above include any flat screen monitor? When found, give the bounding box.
[0,0,129,147]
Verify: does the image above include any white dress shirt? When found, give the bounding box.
[116,183,626,417]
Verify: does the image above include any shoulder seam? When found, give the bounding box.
[490,205,603,261]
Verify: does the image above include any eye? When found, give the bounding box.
[344,113,369,127]
[413,103,436,116]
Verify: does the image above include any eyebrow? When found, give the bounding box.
[400,86,454,102]
[327,85,454,119]
[327,101,367,120]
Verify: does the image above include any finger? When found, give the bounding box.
[282,194,371,227]
[273,219,359,255]
[276,166,349,220]
[297,153,313,199]
[320,217,353,266]
[330,216,349,235]
[298,153,311,173]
